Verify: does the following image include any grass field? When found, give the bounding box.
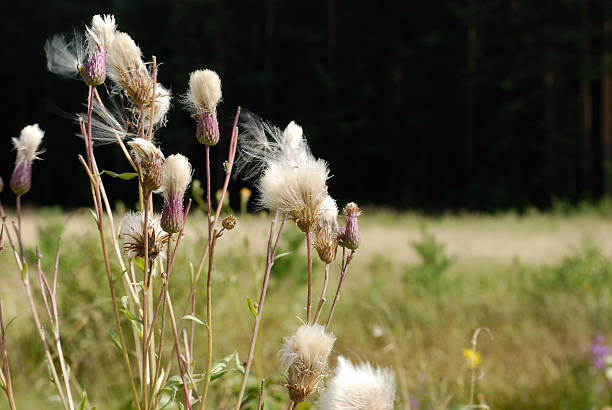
[1,207,612,409]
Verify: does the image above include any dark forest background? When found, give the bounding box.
[1,0,611,212]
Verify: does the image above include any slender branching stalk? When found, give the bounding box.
[256,380,264,410]
[313,263,331,324]
[78,153,141,410]
[0,299,17,410]
[306,231,313,323]
[235,211,287,409]
[325,247,356,332]
[36,242,75,410]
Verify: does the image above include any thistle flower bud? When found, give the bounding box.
[185,69,222,145]
[318,356,396,410]
[159,154,192,234]
[338,202,360,250]
[10,124,44,196]
[79,49,106,86]
[278,324,336,403]
[222,215,236,231]
[120,212,168,260]
[314,196,339,264]
[107,32,153,105]
[128,138,165,192]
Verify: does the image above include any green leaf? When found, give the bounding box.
[134,258,145,272]
[274,252,291,261]
[88,208,98,224]
[78,391,87,410]
[4,316,17,333]
[20,262,28,281]
[182,315,206,326]
[234,351,245,374]
[102,170,138,180]
[108,331,122,352]
[247,297,258,318]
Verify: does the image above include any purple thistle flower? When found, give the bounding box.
[591,333,611,370]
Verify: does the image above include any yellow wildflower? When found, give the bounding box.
[463,348,481,369]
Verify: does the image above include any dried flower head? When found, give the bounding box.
[314,195,339,264]
[338,202,360,250]
[237,113,330,232]
[119,211,168,260]
[128,138,165,192]
[10,124,45,195]
[222,215,237,230]
[185,69,222,145]
[278,324,336,403]
[159,154,192,233]
[318,356,396,410]
[107,32,154,105]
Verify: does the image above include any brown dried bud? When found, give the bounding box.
[128,138,165,193]
[222,215,236,230]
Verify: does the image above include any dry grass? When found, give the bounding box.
[0,207,611,409]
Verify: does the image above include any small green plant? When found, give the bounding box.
[404,225,455,289]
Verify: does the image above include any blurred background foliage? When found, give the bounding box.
[3,0,612,211]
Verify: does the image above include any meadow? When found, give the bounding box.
[1,206,611,409]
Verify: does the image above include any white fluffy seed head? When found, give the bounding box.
[236,112,330,232]
[278,324,336,403]
[107,32,153,105]
[12,124,44,163]
[86,14,116,54]
[45,33,85,77]
[318,356,396,410]
[186,69,222,113]
[143,83,171,127]
[119,211,168,260]
[160,154,192,197]
[259,156,329,232]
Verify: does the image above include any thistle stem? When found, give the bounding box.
[235,212,286,409]
[306,231,313,323]
[325,248,355,332]
[313,263,331,324]
[0,300,17,410]
[141,192,151,410]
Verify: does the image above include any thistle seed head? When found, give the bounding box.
[158,154,191,234]
[318,356,396,410]
[128,138,165,192]
[143,83,171,129]
[314,195,339,264]
[10,124,44,196]
[107,32,154,105]
[278,324,336,403]
[186,69,222,114]
[86,14,116,55]
[120,211,168,260]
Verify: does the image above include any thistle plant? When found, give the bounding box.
[0,11,394,410]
